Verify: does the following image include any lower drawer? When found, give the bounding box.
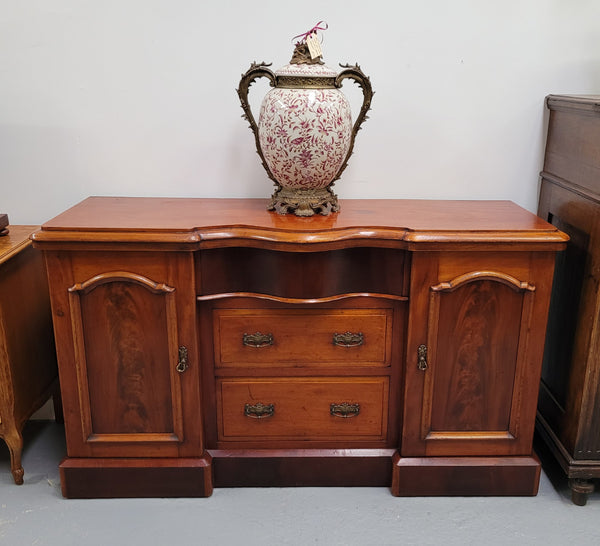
[217,377,389,442]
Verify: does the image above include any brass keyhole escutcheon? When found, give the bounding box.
[417,344,428,371]
[176,346,189,373]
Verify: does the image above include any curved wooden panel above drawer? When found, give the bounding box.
[217,377,389,442]
[197,247,408,300]
[213,308,393,367]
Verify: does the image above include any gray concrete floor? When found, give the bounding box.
[1,421,599,546]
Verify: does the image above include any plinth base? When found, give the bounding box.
[211,449,394,487]
[59,456,213,498]
[58,450,542,497]
[391,452,541,496]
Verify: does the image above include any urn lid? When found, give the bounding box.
[275,61,338,78]
[275,41,338,78]
[274,29,338,87]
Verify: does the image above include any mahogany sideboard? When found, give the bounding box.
[32,197,567,498]
[0,226,59,484]
[537,94,600,505]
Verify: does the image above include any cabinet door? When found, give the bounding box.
[46,251,201,458]
[402,252,554,457]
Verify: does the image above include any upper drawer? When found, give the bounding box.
[214,308,393,368]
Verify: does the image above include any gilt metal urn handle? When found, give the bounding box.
[237,25,373,216]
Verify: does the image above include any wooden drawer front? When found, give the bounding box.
[214,309,392,367]
[218,377,389,441]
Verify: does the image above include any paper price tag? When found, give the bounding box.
[306,32,323,59]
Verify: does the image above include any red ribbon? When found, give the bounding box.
[292,21,328,44]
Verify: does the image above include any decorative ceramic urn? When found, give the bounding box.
[237,30,373,216]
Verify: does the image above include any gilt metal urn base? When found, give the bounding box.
[268,186,339,217]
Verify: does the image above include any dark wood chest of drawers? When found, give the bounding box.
[32,197,566,498]
[537,94,600,505]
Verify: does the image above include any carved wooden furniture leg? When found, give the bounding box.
[569,479,595,506]
[5,428,24,485]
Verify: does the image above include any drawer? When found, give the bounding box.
[214,309,393,367]
[217,377,389,441]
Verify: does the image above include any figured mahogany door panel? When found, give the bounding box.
[403,266,537,457]
[67,271,186,453]
[44,250,202,459]
[429,278,523,433]
[217,377,389,444]
[214,308,392,368]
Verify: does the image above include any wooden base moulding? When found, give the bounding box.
[59,456,213,499]
[391,453,541,497]
[211,449,394,488]
[59,450,542,498]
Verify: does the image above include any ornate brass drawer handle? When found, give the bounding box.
[330,402,360,418]
[244,402,275,419]
[332,331,364,347]
[242,332,274,348]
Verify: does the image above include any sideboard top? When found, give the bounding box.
[32,197,568,250]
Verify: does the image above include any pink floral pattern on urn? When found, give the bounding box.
[238,34,372,216]
[258,87,353,190]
